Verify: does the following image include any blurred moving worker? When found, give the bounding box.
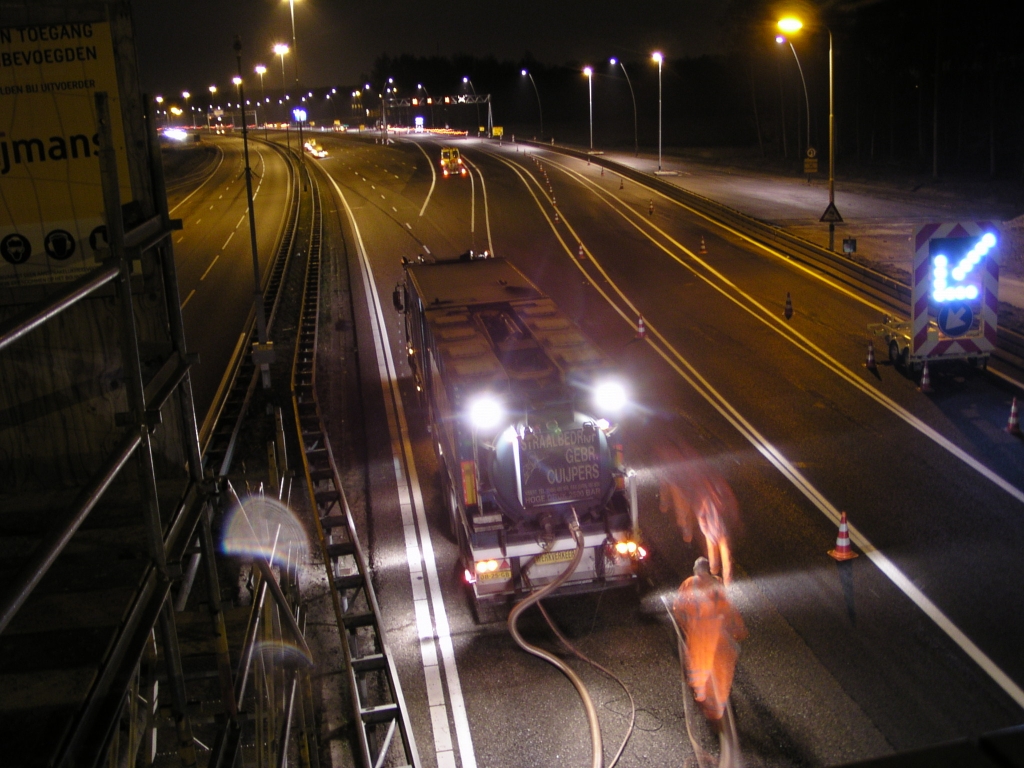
[673,557,747,724]
[655,440,737,584]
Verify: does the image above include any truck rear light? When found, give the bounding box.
[464,568,477,584]
[461,460,477,506]
[609,539,646,561]
[475,559,499,574]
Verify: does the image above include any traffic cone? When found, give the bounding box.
[619,177,624,190]
[919,361,933,393]
[828,512,859,561]
[554,209,559,223]
[1006,397,1022,436]
[648,200,654,216]
[601,166,604,176]
[578,242,586,260]
[784,292,793,320]
[636,315,647,340]
[699,236,707,255]
[865,341,877,371]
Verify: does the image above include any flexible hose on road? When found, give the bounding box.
[535,599,635,768]
[508,516,604,768]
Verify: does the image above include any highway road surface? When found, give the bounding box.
[295,133,1024,767]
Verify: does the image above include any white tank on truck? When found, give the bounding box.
[393,252,644,619]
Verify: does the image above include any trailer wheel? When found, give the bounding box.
[442,465,460,541]
[889,340,908,372]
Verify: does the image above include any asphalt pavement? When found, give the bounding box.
[308,131,1024,768]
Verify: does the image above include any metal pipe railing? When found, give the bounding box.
[0,429,141,635]
[0,263,119,353]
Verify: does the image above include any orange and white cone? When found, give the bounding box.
[648,200,654,216]
[866,341,877,371]
[636,315,647,340]
[919,361,933,393]
[619,177,624,190]
[578,242,586,260]
[699,236,707,255]
[554,209,559,223]
[828,512,859,561]
[784,292,793,320]
[1007,397,1022,436]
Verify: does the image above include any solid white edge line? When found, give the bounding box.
[408,140,438,217]
[327,172,478,767]
[493,147,1024,711]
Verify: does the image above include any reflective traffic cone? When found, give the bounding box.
[828,512,859,561]
[865,341,877,371]
[619,177,624,190]
[554,209,559,223]
[784,292,793,320]
[601,166,604,176]
[919,361,933,393]
[636,315,647,340]
[648,200,654,216]
[1007,397,1022,436]
[699,236,707,255]
[578,242,586,260]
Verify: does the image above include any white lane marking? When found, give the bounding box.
[497,152,1024,710]
[408,140,437,217]
[405,222,412,230]
[176,235,184,243]
[392,206,398,213]
[180,288,196,309]
[463,157,493,256]
[209,204,214,210]
[371,184,376,189]
[327,173,476,767]
[222,231,234,249]
[218,194,223,199]
[381,194,386,200]
[547,155,1024,507]
[200,254,220,281]
[467,164,476,235]
[236,213,246,229]
[169,145,225,215]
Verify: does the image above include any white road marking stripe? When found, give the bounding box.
[498,151,1024,710]
[463,158,494,256]
[222,232,234,249]
[328,174,476,767]
[200,254,220,281]
[407,140,437,217]
[180,288,195,309]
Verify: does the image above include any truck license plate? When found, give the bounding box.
[536,549,576,565]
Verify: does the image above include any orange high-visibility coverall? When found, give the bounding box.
[673,571,747,721]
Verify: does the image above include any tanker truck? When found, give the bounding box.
[393,253,644,619]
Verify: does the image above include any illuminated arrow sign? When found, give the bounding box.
[937,303,974,336]
[932,232,996,303]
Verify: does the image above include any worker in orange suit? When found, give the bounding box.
[673,557,747,723]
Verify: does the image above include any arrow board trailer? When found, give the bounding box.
[870,222,999,372]
[395,254,644,618]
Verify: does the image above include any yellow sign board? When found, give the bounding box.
[803,158,819,175]
[1,22,132,288]
[492,126,503,138]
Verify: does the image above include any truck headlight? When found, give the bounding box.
[468,395,503,430]
[594,380,627,414]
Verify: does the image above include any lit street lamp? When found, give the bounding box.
[287,0,299,84]
[273,43,289,122]
[463,76,481,133]
[207,85,217,131]
[652,52,663,170]
[521,69,543,138]
[182,90,195,128]
[775,33,810,162]
[583,67,594,150]
[778,16,841,250]
[155,95,164,127]
[610,58,638,156]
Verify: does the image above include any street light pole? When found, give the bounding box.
[182,91,194,128]
[521,69,543,138]
[611,58,638,156]
[583,66,593,150]
[288,0,298,84]
[207,85,216,131]
[777,36,810,159]
[652,52,663,170]
[234,37,273,389]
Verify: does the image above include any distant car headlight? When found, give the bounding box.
[163,128,188,142]
[468,395,503,430]
[594,380,627,414]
